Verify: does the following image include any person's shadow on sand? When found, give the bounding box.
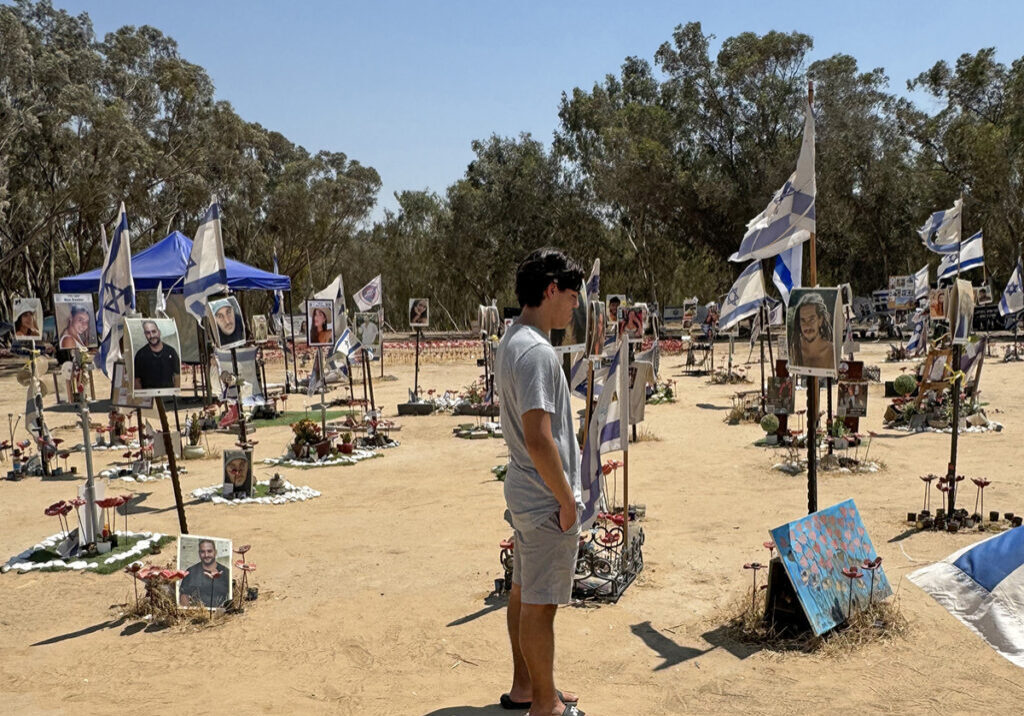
[421,706,508,715]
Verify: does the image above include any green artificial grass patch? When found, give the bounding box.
[256,409,357,427]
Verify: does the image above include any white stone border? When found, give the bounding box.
[2,530,166,574]
[261,448,381,468]
[191,479,320,505]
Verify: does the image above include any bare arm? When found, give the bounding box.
[522,408,576,530]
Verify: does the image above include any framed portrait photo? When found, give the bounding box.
[306,299,335,347]
[125,317,182,397]
[12,297,43,342]
[110,361,153,409]
[222,448,253,498]
[765,376,795,415]
[53,294,98,349]
[206,295,246,350]
[177,535,233,609]
[251,314,269,344]
[409,298,430,328]
[950,279,975,345]
[786,287,842,379]
[355,311,381,355]
[836,381,869,418]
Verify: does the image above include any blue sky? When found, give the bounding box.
[44,1,1024,222]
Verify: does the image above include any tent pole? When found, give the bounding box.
[286,291,298,393]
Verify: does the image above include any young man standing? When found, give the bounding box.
[495,248,586,716]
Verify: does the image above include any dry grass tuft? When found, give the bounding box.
[634,425,661,442]
[718,588,908,656]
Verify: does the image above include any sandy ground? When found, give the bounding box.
[1,340,1022,715]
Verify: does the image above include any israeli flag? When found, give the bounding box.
[96,203,136,378]
[914,264,930,301]
[938,231,984,279]
[353,274,382,312]
[579,337,627,529]
[184,198,228,321]
[999,258,1024,316]
[905,309,927,356]
[719,261,766,331]
[331,327,361,359]
[316,274,348,332]
[155,281,167,316]
[730,101,815,262]
[772,245,802,305]
[909,528,1024,667]
[918,199,962,254]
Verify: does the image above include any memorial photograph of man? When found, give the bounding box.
[207,296,246,349]
[127,317,181,397]
[177,536,232,608]
[222,449,252,498]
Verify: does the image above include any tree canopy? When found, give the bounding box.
[3,5,1022,325]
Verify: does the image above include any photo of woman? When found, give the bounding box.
[59,306,91,349]
[409,298,429,328]
[786,288,840,378]
[306,299,335,347]
[53,294,98,350]
[12,298,43,341]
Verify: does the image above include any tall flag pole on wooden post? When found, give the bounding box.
[805,81,818,514]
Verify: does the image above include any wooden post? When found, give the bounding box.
[414,328,421,398]
[317,347,327,435]
[759,304,766,414]
[286,291,299,393]
[806,79,818,515]
[365,348,376,413]
[230,348,248,445]
[156,398,188,534]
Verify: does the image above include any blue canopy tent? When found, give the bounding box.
[58,231,290,293]
[58,230,298,396]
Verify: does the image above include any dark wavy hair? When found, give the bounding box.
[788,292,833,364]
[514,248,584,308]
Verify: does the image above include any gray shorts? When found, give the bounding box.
[508,510,580,605]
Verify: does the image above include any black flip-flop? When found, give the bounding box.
[499,691,579,710]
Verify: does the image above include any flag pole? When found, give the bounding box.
[619,337,631,560]
[947,192,965,516]
[806,79,818,515]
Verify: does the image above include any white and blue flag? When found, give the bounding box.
[914,264,930,301]
[184,198,228,321]
[353,275,382,312]
[585,258,600,301]
[731,101,815,262]
[719,261,766,331]
[579,337,628,529]
[999,258,1024,316]
[96,203,136,378]
[938,231,984,279]
[918,199,962,254]
[331,327,361,359]
[316,274,348,333]
[905,309,927,356]
[909,527,1024,667]
[772,245,802,305]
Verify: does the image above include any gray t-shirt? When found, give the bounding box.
[496,323,582,528]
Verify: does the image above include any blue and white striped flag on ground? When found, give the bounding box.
[719,261,766,331]
[772,245,802,305]
[184,198,228,321]
[999,258,1024,316]
[914,264,930,301]
[918,199,962,254]
[938,231,984,279]
[730,101,815,262]
[905,309,927,356]
[909,528,1024,667]
[96,203,136,378]
[579,337,628,529]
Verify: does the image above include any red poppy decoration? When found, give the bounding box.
[124,562,143,575]
[137,565,162,581]
[160,569,188,581]
[69,497,85,507]
[841,567,863,580]
[234,561,256,571]
[920,474,937,483]
[861,557,883,570]
[971,478,991,488]
[234,544,251,556]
